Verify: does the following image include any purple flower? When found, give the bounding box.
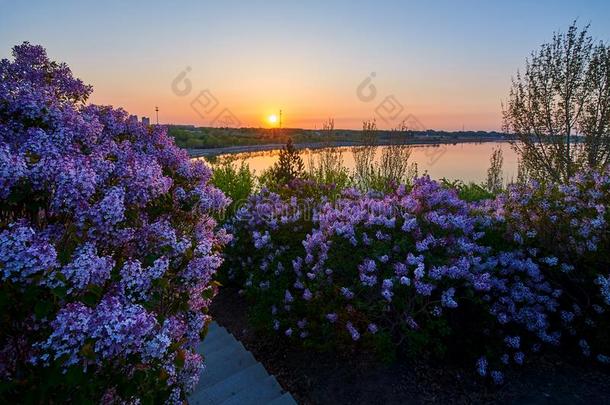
[597,354,610,364]
[326,313,338,323]
[284,290,294,303]
[346,322,360,341]
[441,288,458,308]
[579,339,591,357]
[504,335,520,349]
[514,352,525,365]
[0,223,58,283]
[476,356,488,376]
[341,287,354,299]
[0,144,27,199]
[57,243,114,292]
[491,370,504,385]
[595,274,610,306]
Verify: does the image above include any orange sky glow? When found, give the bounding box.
[3,1,609,131]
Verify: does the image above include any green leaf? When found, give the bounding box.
[87,283,103,297]
[52,285,68,299]
[82,291,98,307]
[34,300,53,318]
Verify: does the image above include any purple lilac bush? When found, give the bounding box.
[223,171,610,382]
[0,43,230,402]
[490,169,610,362]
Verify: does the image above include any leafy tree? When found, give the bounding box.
[270,138,304,185]
[503,22,610,182]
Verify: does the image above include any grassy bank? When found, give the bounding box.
[168,125,510,151]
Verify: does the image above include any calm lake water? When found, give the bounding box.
[208,141,519,184]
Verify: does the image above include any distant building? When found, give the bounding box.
[128,115,139,128]
[142,116,150,126]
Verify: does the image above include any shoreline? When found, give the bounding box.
[187,137,513,158]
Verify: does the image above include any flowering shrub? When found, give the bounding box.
[221,185,310,287]
[222,171,610,382]
[0,43,230,402]
[493,169,610,363]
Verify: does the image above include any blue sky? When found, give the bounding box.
[2,0,609,130]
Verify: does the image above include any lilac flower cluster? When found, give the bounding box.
[221,188,307,285]
[495,170,610,259]
[0,43,229,402]
[224,169,610,383]
[54,243,115,292]
[0,222,58,283]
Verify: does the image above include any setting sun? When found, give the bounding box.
[267,114,278,125]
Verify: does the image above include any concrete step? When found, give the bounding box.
[189,363,269,405]
[195,343,257,391]
[205,340,247,364]
[201,325,231,346]
[203,325,223,340]
[220,375,284,405]
[199,331,238,356]
[188,322,297,405]
[208,322,221,333]
[268,393,299,405]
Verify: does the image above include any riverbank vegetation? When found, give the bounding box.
[169,125,510,151]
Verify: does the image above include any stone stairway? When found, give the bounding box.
[189,322,297,405]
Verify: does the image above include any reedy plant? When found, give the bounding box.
[307,118,352,196]
[486,146,504,193]
[352,119,417,192]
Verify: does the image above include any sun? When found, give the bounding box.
[267,114,278,125]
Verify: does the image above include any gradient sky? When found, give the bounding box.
[2,0,610,130]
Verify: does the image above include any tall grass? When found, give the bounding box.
[210,158,255,215]
[440,179,494,202]
[351,120,417,191]
[351,120,378,189]
[306,118,352,192]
